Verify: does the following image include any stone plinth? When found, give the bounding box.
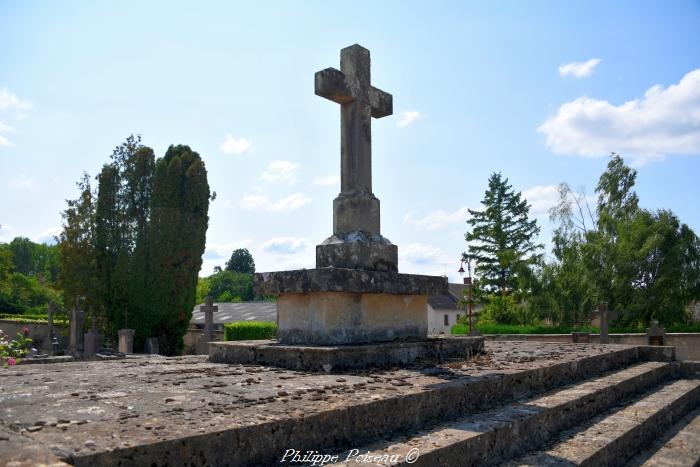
[209,336,484,372]
[316,230,398,272]
[278,292,427,344]
[255,267,447,345]
[254,267,446,295]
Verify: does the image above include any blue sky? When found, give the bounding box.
[1,1,699,282]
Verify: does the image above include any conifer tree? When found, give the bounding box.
[147,145,210,355]
[464,172,542,296]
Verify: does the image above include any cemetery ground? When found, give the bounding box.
[1,340,699,466]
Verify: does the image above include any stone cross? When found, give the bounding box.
[68,297,84,356]
[315,44,393,236]
[45,300,56,352]
[201,295,219,340]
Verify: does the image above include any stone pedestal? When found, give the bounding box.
[255,268,446,345]
[118,329,135,354]
[83,329,101,357]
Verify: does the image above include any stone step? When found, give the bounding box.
[626,407,700,467]
[329,361,675,467]
[506,378,700,467]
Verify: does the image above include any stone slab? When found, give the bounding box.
[253,267,447,295]
[0,342,673,467]
[277,292,428,345]
[208,336,485,371]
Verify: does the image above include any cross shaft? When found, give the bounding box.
[315,44,392,196]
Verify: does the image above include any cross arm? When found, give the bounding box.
[370,87,392,118]
[315,68,354,105]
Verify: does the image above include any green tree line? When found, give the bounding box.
[464,154,700,328]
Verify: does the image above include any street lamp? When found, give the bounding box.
[458,259,473,334]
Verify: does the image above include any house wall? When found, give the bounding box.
[427,307,464,335]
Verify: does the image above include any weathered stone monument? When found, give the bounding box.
[68,298,85,356]
[196,296,218,354]
[597,301,618,344]
[118,329,135,354]
[43,300,57,353]
[647,320,667,346]
[83,315,101,357]
[210,44,483,370]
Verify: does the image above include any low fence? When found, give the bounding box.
[484,333,700,361]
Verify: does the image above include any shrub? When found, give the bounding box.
[224,321,277,341]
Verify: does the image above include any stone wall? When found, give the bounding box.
[484,333,700,361]
[0,320,69,352]
[183,328,224,354]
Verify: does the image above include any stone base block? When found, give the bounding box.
[316,231,398,271]
[333,193,380,235]
[208,336,484,372]
[278,291,427,345]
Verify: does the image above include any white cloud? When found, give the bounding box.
[10,173,37,190]
[0,88,32,111]
[259,237,308,255]
[539,68,700,165]
[240,194,269,210]
[312,175,340,186]
[522,185,560,216]
[219,134,252,155]
[397,110,422,128]
[400,243,451,267]
[261,160,299,184]
[403,206,469,230]
[34,227,61,244]
[0,224,17,242]
[558,58,602,78]
[204,239,253,260]
[0,121,15,147]
[268,193,311,211]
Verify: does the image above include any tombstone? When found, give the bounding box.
[144,337,159,355]
[572,332,590,344]
[118,329,135,354]
[597,301,618,344]
[68,298,85,356]
[647,320,666,346]
[44,300,57,353]
[83,315,101,357]
[196,296,219,355]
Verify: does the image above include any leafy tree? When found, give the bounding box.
[225,248,255,274]
[207,270,254,302]
[464,172,542,296]
[146,145,211,355]
[537,153,700,327]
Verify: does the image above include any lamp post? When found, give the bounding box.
[458,259,473,334]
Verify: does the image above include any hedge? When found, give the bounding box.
[0,314,68,326]
[451,322,700,335]
[224,321,277,341]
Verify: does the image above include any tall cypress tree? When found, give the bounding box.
[464,173,542,296]
[147,145,210,355]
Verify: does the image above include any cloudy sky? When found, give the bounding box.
[1,1,699,282]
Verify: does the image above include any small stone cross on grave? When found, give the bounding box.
[45,300,57,353]
[201,295,219,341]
[597,302,618,344]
